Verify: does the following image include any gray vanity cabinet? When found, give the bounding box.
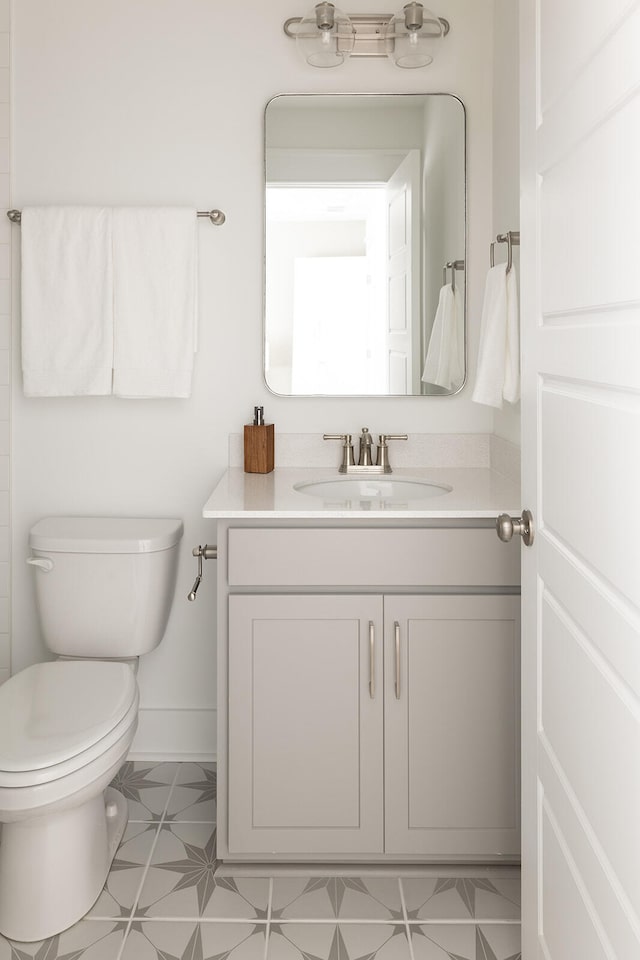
[220,523,521,862]
[383,595,521,857]
[227,594,385,855]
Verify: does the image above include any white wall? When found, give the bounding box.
[492,0,521,445]
[11,0,497,757]
[0,0,9,688]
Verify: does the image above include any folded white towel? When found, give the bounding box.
[112,207,197,398]
[21,207,113,396]
[421,283,464,391]
[472,263,520,408]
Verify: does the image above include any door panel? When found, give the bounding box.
[521,0,640,954]
[385,150,420,393]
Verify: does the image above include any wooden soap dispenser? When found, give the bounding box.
[244,406,275,474]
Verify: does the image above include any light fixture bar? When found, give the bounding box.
[284,12,449,58]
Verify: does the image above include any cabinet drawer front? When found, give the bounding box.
[228,528,520,588]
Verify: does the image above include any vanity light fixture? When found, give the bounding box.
[284,2,449,68]
[287,2,356,67]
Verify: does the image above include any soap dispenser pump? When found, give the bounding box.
[244,406,275,474]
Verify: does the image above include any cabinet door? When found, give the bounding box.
[384,595,520,857]
[228,595,384,855]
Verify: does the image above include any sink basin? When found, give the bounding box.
[293,477,452,503]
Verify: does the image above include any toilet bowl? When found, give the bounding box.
[0,517,183,942]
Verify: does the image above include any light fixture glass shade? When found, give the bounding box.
[293,2,355,67]
[385,2,444,68]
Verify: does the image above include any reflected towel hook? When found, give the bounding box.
[442,259,465,293]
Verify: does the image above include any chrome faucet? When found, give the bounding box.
[357,427,374,466]
[324,430,408,474]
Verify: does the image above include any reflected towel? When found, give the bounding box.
[421,283,464,391]
[472,263,520,408]
[21,207,113,396]
[112,207,197,398]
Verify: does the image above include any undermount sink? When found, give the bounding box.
[293,476,452,503]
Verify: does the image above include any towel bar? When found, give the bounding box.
[7,208,226,226]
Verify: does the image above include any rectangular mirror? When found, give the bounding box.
[264,93,466,397]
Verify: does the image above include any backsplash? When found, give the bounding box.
[228,433,520,480]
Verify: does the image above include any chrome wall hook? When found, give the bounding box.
[442,259,465,292]
[490,230,520,271]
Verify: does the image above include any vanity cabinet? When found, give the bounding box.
[218,522,521,863]
[228,594,384,856]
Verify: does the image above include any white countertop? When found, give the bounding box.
[202,467,521,520]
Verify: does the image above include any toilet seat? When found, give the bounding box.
[0,661,139,789]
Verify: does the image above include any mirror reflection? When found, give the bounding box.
[264,93,466,397]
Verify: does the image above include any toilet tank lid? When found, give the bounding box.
[29,517,184,554]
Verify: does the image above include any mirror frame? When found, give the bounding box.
[263,92,468,399]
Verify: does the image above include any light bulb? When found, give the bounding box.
[295,2,355,67]
[385,3,444,68]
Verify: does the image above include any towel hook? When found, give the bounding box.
[491,231,520,272]
[442,260,465,293]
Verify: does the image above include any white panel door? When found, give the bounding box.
[385,150,420,393]
[520,2,640,956]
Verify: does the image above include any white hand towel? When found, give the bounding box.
[472,263,520,408]
[21,207,113,396]
[503,265,520,403]
[112,207,197,398]
[421,283,464,391]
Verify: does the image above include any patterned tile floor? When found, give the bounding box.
[0,762,521,960]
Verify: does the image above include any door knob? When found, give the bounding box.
[496,510,534,546]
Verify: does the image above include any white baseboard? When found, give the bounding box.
[128,707,217,762]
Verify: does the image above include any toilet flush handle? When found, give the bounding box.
[26,556,54,572]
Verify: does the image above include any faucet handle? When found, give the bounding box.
[376,434,408,473]
[323,434,355,473]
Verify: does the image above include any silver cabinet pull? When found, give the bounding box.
[394,621,401,699]
[369,621,375,699]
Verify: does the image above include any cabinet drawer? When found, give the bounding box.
[227,528,520,588]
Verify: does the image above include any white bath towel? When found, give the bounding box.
[472,263,520,408]
[21,207,113,396]
[421,283,464,391]
[112,207,197,398]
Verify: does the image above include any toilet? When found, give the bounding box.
[0,516,183,942]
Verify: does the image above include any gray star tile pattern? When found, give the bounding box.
[0,761,521,960]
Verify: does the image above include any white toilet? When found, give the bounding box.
[0,516,183,942]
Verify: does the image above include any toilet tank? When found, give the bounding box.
[28,517,184,658]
